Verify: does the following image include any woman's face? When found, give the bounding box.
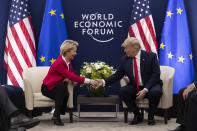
[66,46,77,60]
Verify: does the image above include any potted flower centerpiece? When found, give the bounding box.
[80,61,116,96]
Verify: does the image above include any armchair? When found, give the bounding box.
[120,66,175,124]
[23,66,74,123]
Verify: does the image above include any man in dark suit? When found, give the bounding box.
[170,81,197,131]
[0,84,40,130]
[95,37,163,125]
[186,87,197,131]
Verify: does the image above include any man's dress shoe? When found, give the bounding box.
[10,113,40,129]
[9,127,26,131]
[53,116,64,126]
[130,113,143,125]
[148,118,155,125]
[147,114,156,125]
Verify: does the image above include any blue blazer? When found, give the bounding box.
[105,50,163,90]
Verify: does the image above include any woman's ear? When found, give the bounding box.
[63,53,67,57]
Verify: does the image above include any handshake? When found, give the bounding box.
[89,79,104,88]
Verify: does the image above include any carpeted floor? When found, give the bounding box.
[29,112,178,131]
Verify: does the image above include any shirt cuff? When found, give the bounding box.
[84,78,90,84]
[102,79,105,87]
[143,88,148,92]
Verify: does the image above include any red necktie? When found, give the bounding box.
[133,57,139,92]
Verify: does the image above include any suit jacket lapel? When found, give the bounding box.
[140,51,145,79]
[125,57,133,78]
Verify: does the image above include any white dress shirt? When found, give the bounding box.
[133,50,143,86]
[133,50,148,92]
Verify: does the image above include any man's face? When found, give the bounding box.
[124,45,138,57]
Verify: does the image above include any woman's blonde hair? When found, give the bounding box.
[121,37,141,49]
[60,40,79,56]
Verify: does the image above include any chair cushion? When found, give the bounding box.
[33,93,55,107]
[33,93,54,101]
[136,98,149,108]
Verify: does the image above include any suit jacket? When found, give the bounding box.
[194,81,197,88]
[105,50,163,90]
[43,56,85,90]
[186,83,197,131]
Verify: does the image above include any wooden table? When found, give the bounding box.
[77,95,120,118]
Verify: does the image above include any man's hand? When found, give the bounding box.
[183,83,196,100]
[96,79,103,88]
[91,79,103,88]
[90,79,99,88]
[136,89,147,100]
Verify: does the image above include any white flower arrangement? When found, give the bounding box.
[80,61,116,96]
[80,61,116,79]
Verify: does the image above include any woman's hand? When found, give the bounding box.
[90,79,99,88]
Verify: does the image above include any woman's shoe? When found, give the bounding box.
[53,116,64,126]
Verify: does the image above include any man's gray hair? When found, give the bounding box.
[121,37,141,49]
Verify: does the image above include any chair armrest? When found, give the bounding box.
[158,66,175,109]
[23,78,34,110]
[67,80,74,108]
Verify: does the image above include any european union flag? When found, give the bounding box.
[37,0,67,66]
[159,0,194,94]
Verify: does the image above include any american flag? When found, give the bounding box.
[128,0,158,54]
[3,0,36,88]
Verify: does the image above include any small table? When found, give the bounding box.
[77,95,120,118]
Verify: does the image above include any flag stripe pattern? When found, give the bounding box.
[128,0,158,54]
[3,0,36,88]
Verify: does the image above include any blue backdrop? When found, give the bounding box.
[0,0,197,110]
[0,0,168,85]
